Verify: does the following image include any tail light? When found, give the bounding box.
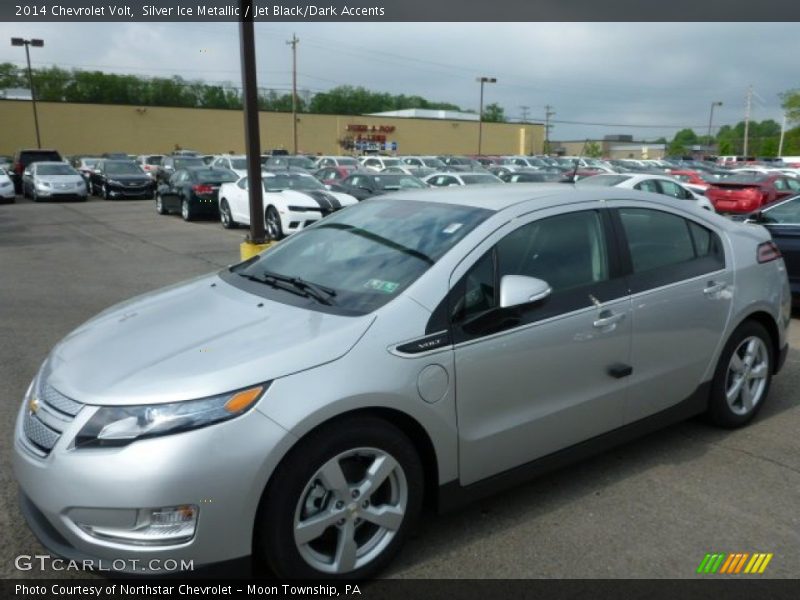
[760,190,770,205]
[757,241,781,263]
[192,184,213,195]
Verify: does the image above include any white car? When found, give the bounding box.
[0,168,15,202]
[577,173,715,211]
[218,171,358,239]
[211,155,250,178]
[359,156,403,172]
[423,172,504,187]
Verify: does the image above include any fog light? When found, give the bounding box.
[76,504,198,546]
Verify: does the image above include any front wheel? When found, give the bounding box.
[102,184,110,200]
[265,205,284,241]
[707,320,773,428]
[220,199,237,229]
[155,193,167,215]
[254,417,423,579]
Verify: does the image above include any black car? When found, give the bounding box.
[156,167,238,221]
[333,172,427,201]
[746,194,800,305]
[157,156,207,184]
[90,160,155,200]
[10,149,63,193]
[496,169,564,183]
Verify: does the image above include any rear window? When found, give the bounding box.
[578,174,631,186]
[193,169,238,182]
[720,174,767,184]
[18,151,61,166]
[145,156,163,165]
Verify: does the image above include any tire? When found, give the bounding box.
[265,205,284,241]
[707,320,774,428]
[254,416,424,579]
[102,184,110,200]
[219,199,237,229]
[181,198,194,221]
[155,193,167,215]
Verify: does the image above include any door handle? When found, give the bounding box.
[593,311,625,329]
[703,281,725,295]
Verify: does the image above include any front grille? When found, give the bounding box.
[21,375,83,458]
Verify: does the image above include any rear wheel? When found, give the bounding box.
[254,417,423,579]
[265,205,284,241]
[181,198,195,221]
[220,199,237,229]
[102,183,110,200]
[707,321,773,428]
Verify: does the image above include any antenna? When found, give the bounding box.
[569,139,587,183]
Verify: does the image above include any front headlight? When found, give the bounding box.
[107,179,122,186]
[74,384,268,448]
[37,181,51,188]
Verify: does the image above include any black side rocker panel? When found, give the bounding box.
[438,381,710,513]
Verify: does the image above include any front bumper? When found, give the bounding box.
[107,184,154,199]
[13,393,295,573]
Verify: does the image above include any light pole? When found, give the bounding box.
[11,37,44,149]
[706,101,722,157]
[476,76,496,156]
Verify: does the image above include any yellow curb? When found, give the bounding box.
[240,241,274,261]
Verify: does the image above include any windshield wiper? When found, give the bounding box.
[318,222,434,265]
[238,271,336,305]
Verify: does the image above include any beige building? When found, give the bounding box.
[552,139,666,160]
[0,100,544,157]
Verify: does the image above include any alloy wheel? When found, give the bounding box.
[725,336,769,416]
[293,447,408,575]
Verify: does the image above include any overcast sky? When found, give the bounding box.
[0,22,794,140]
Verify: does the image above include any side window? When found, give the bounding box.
[787,178,800,191]
[619,209,695,272]
[774,178,788,191]
[634,179,660,193]
[762,196,800,224]
[452,210,612,331]
[618,208,724,285]
[658,179,685,199]
[237,177,248,190]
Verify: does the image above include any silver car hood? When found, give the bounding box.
[36,175,84,184]
[46,274,375,406]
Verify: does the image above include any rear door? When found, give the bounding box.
[453,205,632,485]
[610,204,732,423]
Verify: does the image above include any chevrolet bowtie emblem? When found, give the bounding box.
[28,397,40,414]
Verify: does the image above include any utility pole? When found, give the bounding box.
[519,105,530,122]
[11,37,44,149]
[778,113,787,158]
[475,76,496,156]
[707,101,722,156]
[544,105,556,155]
[287,33,299,155]
[743,85,752,158]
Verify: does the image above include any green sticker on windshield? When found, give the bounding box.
[365,279,400,294]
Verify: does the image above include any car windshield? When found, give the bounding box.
[37,164,76,176]
[264,174,325,191]
[230,158,248,169]
[577,174,632,186]
[174,158,206,169]
[194,169,238,182]
[105,162,143,175]
[82,158,100,168]
[422,158,446,168]
[460,174,501,185]
[289,157,316,169]
[337,158,359,166]
[373,175,427,190]
[381,158,401,167]
[231,198,491,314]
[145,156,163,165]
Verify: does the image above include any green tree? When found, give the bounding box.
[584,141,602,158]
[780,90,800,125]
[482,102,506,123]
[668,128,698,156]
[0,62,24,88]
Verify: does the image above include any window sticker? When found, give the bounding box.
[364,279,400,294]
[442,223,464,234]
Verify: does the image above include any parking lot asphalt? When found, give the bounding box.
[1,195,799,579]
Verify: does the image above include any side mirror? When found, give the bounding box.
[23,169,31,176]
[499,275,551,309]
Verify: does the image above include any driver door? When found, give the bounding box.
[452,206,632,485]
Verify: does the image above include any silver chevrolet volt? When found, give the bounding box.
[14,185,791,579]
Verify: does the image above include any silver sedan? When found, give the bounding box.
[14,185,790,579]
[22,161,88,202]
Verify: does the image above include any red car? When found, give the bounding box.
[668,169,711,189]
[706,173,800,213]
[313,165,359,187]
